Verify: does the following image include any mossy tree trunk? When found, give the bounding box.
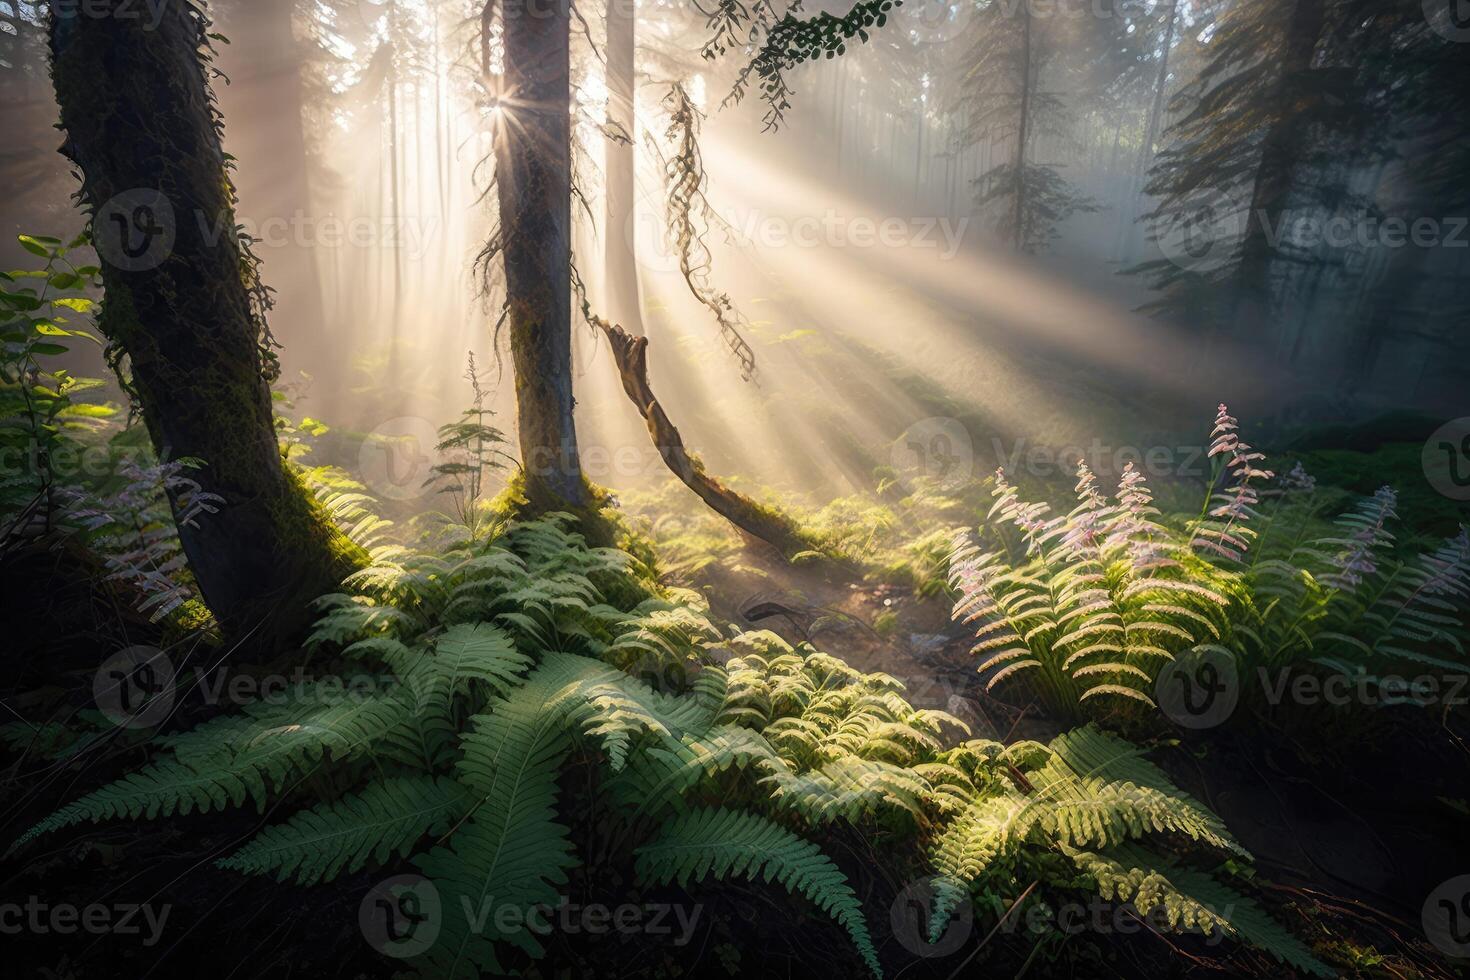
[493,0,590,513]
[50,0,363,641]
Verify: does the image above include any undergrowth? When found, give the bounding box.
[12,509,1330,976]
[950,405,1470,725]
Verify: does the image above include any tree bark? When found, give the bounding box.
[49,0,363,641]
[1116,0,1178,263]
[493,0,589,511]
[593,317,808,558]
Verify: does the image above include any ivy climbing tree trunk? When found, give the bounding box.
[49,0,363,641]
[492,0,590,511]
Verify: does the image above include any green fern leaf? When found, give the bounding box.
[636,807,882,976]
[218,776,468,885]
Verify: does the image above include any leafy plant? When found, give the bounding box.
[0,233,110,546]
[921,725,1328,975]
[61,442,221,623]
[950,404,1470,723]
[423,351,511,540]
[0,234,218,623]
[14,513,1327,975]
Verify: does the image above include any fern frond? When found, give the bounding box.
[1069,843,1331,976]
[411,652,636,973]
[636,807,882,976]
[218,776,468,885]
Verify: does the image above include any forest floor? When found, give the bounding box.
[632,532,1467,979]
[1,418,1466,979]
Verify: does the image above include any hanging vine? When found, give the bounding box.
[656,81,758,381]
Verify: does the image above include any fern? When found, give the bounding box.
[15,517,1325,977]
[1070,843,1332,976]
[218,776,468,885]
[954,404,1470,722]
[14,689,416,851]
[952,463,1226,717]
[411,651,681,974]
[636,807,882,977]
[919,726,1269,960]
[13,756,254,851]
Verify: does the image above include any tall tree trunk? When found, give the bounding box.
[1233,0,1326,348]
[1012,7,1032,253]
[387,11,405,336]
[49,1,363,641]
[913,99,925,202]
[493,0,589,510]
[1140,0,1178,173]
[603,0,643,334]
[433,3,449,222]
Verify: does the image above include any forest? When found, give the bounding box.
[0,0,1467,976]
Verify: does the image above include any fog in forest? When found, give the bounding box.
[7,3,1470,977]
[6,0,1464,507]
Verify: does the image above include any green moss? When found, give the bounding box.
[489,469,626,551]
[272,464,370,577]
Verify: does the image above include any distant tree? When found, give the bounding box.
[1336,3,1470,392]
[603,0,644,335]
[1137,0,1403,347]
[949,0,1100,253]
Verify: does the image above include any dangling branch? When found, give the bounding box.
[588,312,809,558]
